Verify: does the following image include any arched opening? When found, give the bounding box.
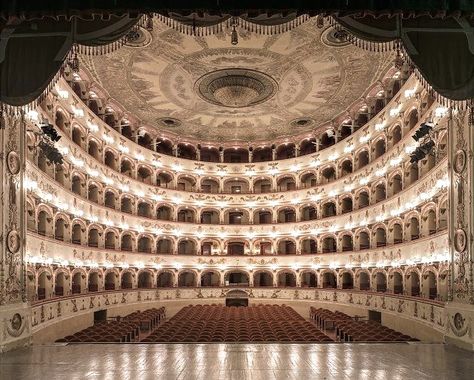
[277,176,296,191]
[423,271,437,299]
[54,165,66,185]
[71,126,83,147]
[408,109,419,130]
[178,271,197,287]
[320,130,335,150]
[88,228,99,248]
[358,231,370,250]
[71,223,83,245]
[120,159,133,178]
[121,234,133,251]
[38,271,52,300]
[88,183,99,203]
[71,175,82,196]
[407,164,419,185]
[393,272,403,294]
[357,150,369,169]
[200,271,220,287]
[254,209,272,224]
[301,172,317,188]
[137,132,153,150]
[226,209,249,224]
[376,272,387,292]
[359,272,370,290]
[425,209,437,235]
[341,197,353,213]
[278,240,296,255]
[342,234,353,251]
[342,272,354,289]
[178,239,196,255]
[322,236,337,253]
[374,139,386,158]
[322,202,336,218]
[72,272,84,294]
[278,208,296,223]
[375,227,387,247]
[138,271,153,289]
[252,146,272,162]
[121,197,133,214]
[137,166,153,184]
[156,172,173,188]
[121,272,133,289]
[138,236,152,253]
[253,271,273,287]
[277,272,296,287]
[227,242,245,255]
[322,272,337,288]
[200,209,219,224]
[155,138,173,155]
[226,178,250,194]
[254,177,272,193]
[374,183,386,202]
[157,238,174,254]
[301,205,317,221]
[201,178,219,193]
[321,166,336,184]
[301,238,317,254]
[88,272,100,292]
[301,271,317,287]
[357,191,369,209]
[276,144,295,160]
[225,271,249,286]
[27,202,36,232]
[177,143,197,160]
[391,125,402,146]
[157,205,173,220]
[177,208,196,223]
[104,150,117,170]
[407,271,420,297]
[88,139,100,160]
[37,210,52,236]
[137,201,152,218]
[105,231,116,250]
[340,159,353,177]
[54,218,66,241]
[223,147,248,163]
[389,174,403,196]
[55,272,68,296]
[409,217,420,240]
[391,222,403,244]
[200,146,220,162]
[104,271,118,290]
[439,201,447,230]
[157,272,174,287]
[177,175,196,191]
[300,139,316,155]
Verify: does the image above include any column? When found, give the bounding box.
[0,110,31,352]
[445,107,474,350]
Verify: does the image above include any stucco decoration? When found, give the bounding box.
[88,19,392,141]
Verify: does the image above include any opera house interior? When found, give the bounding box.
[1,1,474,378]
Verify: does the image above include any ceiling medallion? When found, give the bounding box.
[290,117,316,128]
[157,117,182,128]
[195,68,278,108]
[321,26,351,47]
[125,27,152,48]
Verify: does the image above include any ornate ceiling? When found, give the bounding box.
[87,18,393,142]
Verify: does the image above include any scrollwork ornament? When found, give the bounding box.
[449,312,469,337]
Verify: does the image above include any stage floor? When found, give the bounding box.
[1,343,473,379]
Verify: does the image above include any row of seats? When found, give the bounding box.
[310,307,417,342]
[56,307,165,343]
[143,304,333,343]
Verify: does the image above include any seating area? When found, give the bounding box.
[143,304,333,342]
[56,307,165,343]
[310,307,417,342]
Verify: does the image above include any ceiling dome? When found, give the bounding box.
[196,69,278,108]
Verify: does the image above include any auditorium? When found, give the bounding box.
[0,1,473,378]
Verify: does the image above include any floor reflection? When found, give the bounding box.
[0,343,473,380]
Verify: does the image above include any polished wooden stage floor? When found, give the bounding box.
[1,343,473,379]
